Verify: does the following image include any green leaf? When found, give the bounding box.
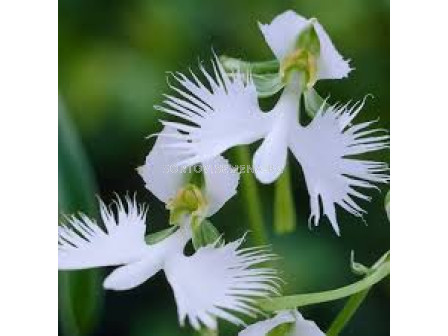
[145,226,178,245]
[258,258,389,311]
[192,219,221,250]
[274,163,296,235]
[303,88,327,118]
[58,270,103,336]
[59,100,103,336]
[59,103,97,214]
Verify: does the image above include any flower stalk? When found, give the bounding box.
[326,289,370,336]
[258,252,389,311]
[273,162,296,234]
[234,146,268,246]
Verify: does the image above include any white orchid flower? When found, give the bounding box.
[58,196,280,330]
[153,11,389,234]
[138,126,240,217]
[239,310,325,336]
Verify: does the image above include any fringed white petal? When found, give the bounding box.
[138,126,190,203]
[58,196,149,270]
[239,310,325,336]
[258,10,351,80]
[203,155,240,216]
[289,99,389,234]
[156,55,273,167]
[103,225,191,291]
[164,237,280,330]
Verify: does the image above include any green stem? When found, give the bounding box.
[274,162,296,234]
[258,260,389,311]
[326,289,370,336]
[234,146,268,245]
[220,56,279,74]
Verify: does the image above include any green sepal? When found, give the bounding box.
[303,88,327,118]
[192,219,222,250]
[219,56,284,98]
[145,226,178,245]
[267,322,295,336]
[253,73,285,98]
[219,56,279,74]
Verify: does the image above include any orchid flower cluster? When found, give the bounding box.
[58,10,389,336]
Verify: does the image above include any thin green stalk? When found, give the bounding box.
[234,146,268,245]
[325,251,390,335]
[258,260,389,311]
[326,289,370,336]
[274,162,296,234]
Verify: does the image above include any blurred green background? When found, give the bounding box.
[59,0,390,335]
